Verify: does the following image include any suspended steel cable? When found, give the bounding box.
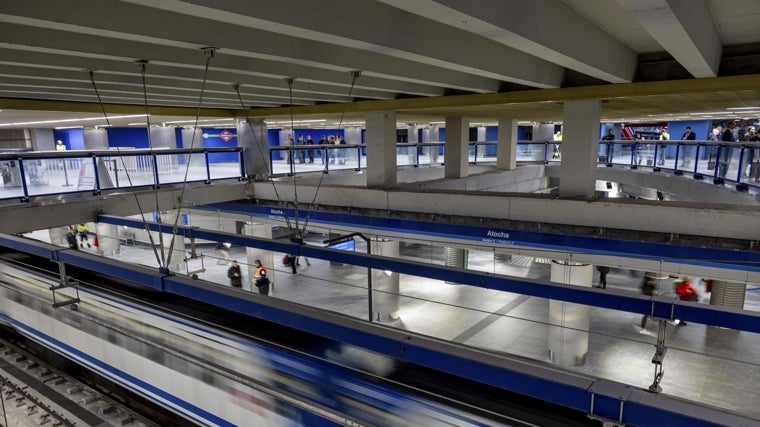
[87,70,163,268]
[232,84,296,233]
[298,70,361,236]
[137,59,168,268]
[286,77,301,236]
[165,47,216,268]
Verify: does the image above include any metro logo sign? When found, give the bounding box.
[219,129,234,142]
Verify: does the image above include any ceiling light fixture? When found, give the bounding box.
[0,114,148,127]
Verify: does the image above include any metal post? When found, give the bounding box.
[91,155,101,194]
[112,159,119,187]
[693,144,701,175]
[62,157,72,186]
[152,152,160,188]
[673,143,681,174]
[18,158,30,202]
[204,150,211,184]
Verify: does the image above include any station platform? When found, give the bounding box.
[47,230,760,423]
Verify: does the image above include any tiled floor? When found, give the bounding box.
[79,232,760,422]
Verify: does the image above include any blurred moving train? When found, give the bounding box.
[0,260,535,426]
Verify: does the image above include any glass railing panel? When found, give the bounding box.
[418,143,443,166]
[207,151,242,180]
[324,146,356,171]
[675,143,698,171]
[743,147,760,183]
[516,143,548,162]
[396,144,417,167]
[22,156,90,196]
[606,142,633,165]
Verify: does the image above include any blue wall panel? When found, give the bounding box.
[202,128,238,163]
[52,128,84,150]
[108,128,149,148]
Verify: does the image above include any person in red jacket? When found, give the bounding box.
[675,276,699,302]
[674,276,699,326]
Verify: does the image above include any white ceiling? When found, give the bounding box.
[1,0,759,128]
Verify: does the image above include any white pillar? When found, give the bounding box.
[366,111,397,188]
[497,119,518,170]
[149,127,177,148]
[245,222,274,293]
[548,261,592,367]
[559,100,602,198]
[83,128,109,149]
[445,116,469,178]
[160,212,186,274]
[407,124,419,165]
[96,222,120,256]
[371,238,400,321]
[237,120,269,179]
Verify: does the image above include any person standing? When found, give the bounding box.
[297,135,306,164]
[681,126,696,140]
[55,140,66,151]
[66,227,79,250]
[657,127,669,165]
[253,260,270,295]
[227,260,242,288]
[76,223,91,248]
[596,265,610,289]
[284,134,294,165]
[306,135,315,163]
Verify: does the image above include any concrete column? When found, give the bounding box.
[83,128,109,149]
[445,116,469,178]
[237,120,269,179]
[48,226,68,246]
[245,222,274,293]
[31,129,55,151]
[497,118,518,170]
[159,212,186,274]
[366,111,397,187]
[559,100,602,198]
[149,127,177,148]
[370,238,399,321]
[444,247,467,284]
[548,261,592,367]
[95,222,120,256]
[710,280,746,309]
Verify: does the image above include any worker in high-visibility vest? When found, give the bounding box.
[76,223,91,248]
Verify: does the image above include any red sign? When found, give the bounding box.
[219,129,234,142]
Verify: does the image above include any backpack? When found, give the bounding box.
[282,254,290,265]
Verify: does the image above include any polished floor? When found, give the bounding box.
[62,230,760,423]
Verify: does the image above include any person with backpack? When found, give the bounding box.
[253,260,270,295]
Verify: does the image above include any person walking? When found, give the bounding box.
[227,260,242,288]
[76,223,91,248]
[253,260,270,295]
[674,276,699,326]
[596,265,610,289]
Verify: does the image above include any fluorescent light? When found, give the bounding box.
[54,126,83,130]
[727,106,760,110]
[128,123,148,126]
[689,112,729,115]
[0,114,147,127]
[163,118,234,124]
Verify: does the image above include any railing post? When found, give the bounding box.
[713,145,722,179]
[544,142,549,164]
[17,157,30,202]
[673,143,682,174]
[736,146,746,183]
[151,152,160,189]
[356,146,362,171]
[90,155,101,195]
[238,148,246,180]
[204,150,211,184]
[693,144,701,175]
[415,143,420,167]
[606,142,613,166]
[630,142,637,169]
[289,148,295,176]
[472,142,478,164]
